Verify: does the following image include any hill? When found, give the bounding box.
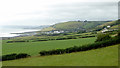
[95,20,120,31]
[3,44,118,66]
[41,21,107,32]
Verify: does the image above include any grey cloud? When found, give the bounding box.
[10,2,118,25]
[48,2,117,20]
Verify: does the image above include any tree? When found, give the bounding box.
[78,20,80,22]
[84,20,87,22]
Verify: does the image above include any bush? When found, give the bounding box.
[95,33,111,42]
[7,41,14,43]
[7,40,27,43]
[56,37,67,40]
[79,35,95,38]
[2,53,17,61]
[37,39,49,41]
[2,53,30,61]
[16,53,30,59]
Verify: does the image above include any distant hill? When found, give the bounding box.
[95,20,120,31]
[23,25,50,29]
[1,25,50,29]
[41,21,108,32]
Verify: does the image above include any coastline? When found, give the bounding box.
[1,29,41,40]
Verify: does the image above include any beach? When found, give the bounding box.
[0,26,41,37]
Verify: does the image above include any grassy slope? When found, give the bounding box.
[3,44,119,66]
[41,27,55,31]
[97,21,116,28]
[2,37,96,56]
[42,21,106,31]
[53,21,84,30]
[83,21,107,29]
[110,24,120,29]
[96,20,120,30]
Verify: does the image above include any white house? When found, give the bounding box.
[101,28,109,33]
[107,25,111,28]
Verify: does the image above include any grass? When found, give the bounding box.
[96,20,120,30]
[41,21,107,31]
[2,44,119,66]
[54,21,84,30]
[2,37,96,56]
[110,24,120,29]
[41,27,55,31]
[7,32,96,42]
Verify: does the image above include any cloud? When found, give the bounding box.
[0,0,119,26]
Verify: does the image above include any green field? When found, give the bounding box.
[3,44,118,66]
[2,37,96,56]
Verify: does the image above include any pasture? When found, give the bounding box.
[2,37,96,56]
[3,44,118,66]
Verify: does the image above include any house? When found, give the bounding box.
[101,28,109,33]
[107,26,111,28]
[101,25,111,33]
[53,30,64,34]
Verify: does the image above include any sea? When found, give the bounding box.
[0,25,41,37]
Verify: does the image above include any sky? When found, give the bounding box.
[0,0,119,26]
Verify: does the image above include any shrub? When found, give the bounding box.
[37,39,49,41]
[16,53,30,59]
[2,53,30,61]
[2,53,17,61]
[56,37,67,40]
[95,33,111,42]
[7,40,27,43]
[7,41,14,43]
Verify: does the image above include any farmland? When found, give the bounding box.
[2,37,96,56]
[2,19,120,66]
[2,44,119,66]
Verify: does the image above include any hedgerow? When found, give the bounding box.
[7,40,28,43]
[2,53,30,61]
[39,37,120,56]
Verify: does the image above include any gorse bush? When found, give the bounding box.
[39,37,120,56]
[2,53,30,61]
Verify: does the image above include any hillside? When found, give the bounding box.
[41,21,107,32]
[3,44,118,66]
[95,20,120,31]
